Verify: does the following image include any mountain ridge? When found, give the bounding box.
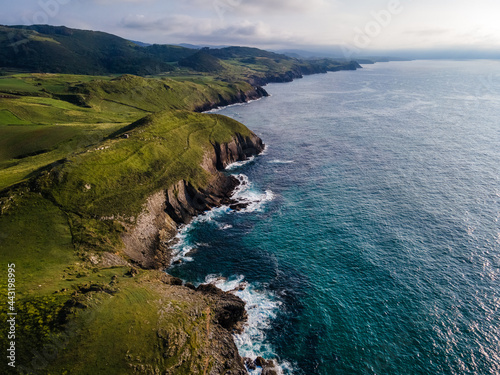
[0,24,362,83]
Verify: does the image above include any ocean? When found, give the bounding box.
[169,60,500,374]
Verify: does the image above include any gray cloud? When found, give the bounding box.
[121,14,267,38]
[185,0,328,15]
[3,0,500,52]
[119,13,300,47]
[120,14,194,32]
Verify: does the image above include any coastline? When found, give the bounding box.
[121,130,265,269]
[163,145,287,374]
[121,63,366,372]
[118,130,269,373]
[0,62,364,374]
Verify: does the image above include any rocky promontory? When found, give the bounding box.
[0,107,265,374]
[122,131,264,269]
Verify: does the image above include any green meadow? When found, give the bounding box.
[0,71,256,373]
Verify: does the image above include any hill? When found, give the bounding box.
[0,25,197,75]
[0,108,261,374]
[0,25,361,83]
[178,50,225,73]
[0,64,270,372]
[202,46,361,85]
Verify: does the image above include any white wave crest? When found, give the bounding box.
[226,156,256,171]
[203,97,264,113]
[203,275,294,374]
[169,175,274,263]
[231,174,275,213]
[169,206,230,263]
[267,159,294,164]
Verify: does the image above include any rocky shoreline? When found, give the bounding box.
[6,65,363,373]
[194,86,270,113]
[118,131,266,374]
[121,131,264,270]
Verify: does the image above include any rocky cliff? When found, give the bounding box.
[121,131,264,269]
[193,86,269,113]
[114,131,264,374]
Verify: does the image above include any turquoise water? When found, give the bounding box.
[169,60,500,374]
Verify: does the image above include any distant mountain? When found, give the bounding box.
[178,50,224,73]
[205,46,289,60]
[0,24,362,83]
[200,46,361,85]
[129,39,151,47]
[274,48,410,63]
[143,44,198,62]
[177,43,230,50]
[274,49,332,59]
[0,25,197,75]
[273,48,349,59]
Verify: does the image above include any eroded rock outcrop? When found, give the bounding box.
[118,131,263,374]
[194,86,269,112]
[121,190,177,269]
[122,132,264,270]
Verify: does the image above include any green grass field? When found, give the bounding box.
[0,109,32,125]
[0,71,257,373]
[0,73,257,192]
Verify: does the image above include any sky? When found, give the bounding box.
[2,0,500,57]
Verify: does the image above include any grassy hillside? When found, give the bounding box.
[0,25,195,75]
[0,25,361,83]
[144,43,199,62]
[0,55,260,372]
[0,73,260,191]
[0,107,253,374]
[40,111,252,247]
[179,51,225,73]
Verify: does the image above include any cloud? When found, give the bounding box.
[120,14,199,32]
[92,0,155,3]
[214,21,269,38]
[120,14,262,37]
[184,0,328,15]
[119,13,299,46]
[404,28,451,37]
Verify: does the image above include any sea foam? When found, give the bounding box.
[168,164,287,371]
[203,96,265,113]
[231,174,275,213]
[169,173,273,264]
[267,159,295,164]
[225,156,256,171]
[204,274,294,374]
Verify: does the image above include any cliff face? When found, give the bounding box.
[248,61,363,86]
[115,132,264,374]
[194,86,269,112]
[109,131,264,374]
[122,132,264,270]
[166,133,264,225]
